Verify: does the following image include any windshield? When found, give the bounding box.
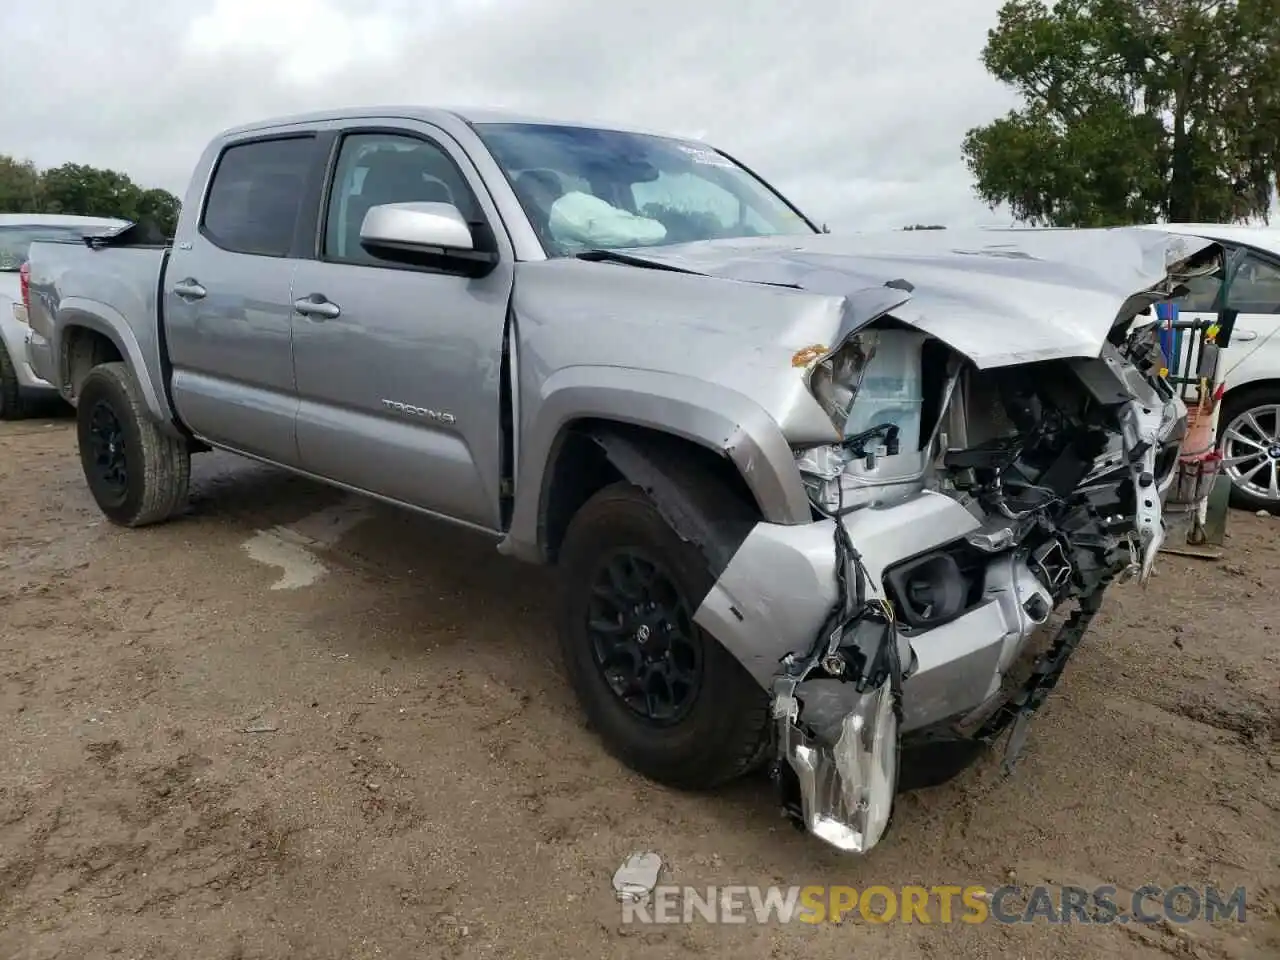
[0,225,92,272]
[474,122,818,257]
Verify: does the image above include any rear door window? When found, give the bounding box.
[201,136,315,257]
[1226,254,1280,315]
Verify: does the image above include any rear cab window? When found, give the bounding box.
[200,136,316,257]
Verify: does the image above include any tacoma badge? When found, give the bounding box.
[380,399,456,424]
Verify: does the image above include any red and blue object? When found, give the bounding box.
[1152,302,1177,373]
[1155,301,1180,372]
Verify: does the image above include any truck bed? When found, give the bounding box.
[25,230,172,415]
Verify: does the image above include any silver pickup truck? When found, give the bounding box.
[24,106,1219,856]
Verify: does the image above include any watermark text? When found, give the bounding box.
[621,883,1248,926]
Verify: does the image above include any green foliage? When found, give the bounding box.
[0,156,181,236]
[0,157,43,213]
[963,0,1280,226]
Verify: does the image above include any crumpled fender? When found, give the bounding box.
[581,423,760,579]
[498,364,814,564]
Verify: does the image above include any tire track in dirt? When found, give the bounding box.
[3,420,1279,959]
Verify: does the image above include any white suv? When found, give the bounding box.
[1144,223,1280,512]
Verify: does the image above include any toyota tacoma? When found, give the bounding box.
[23,107,1220,855]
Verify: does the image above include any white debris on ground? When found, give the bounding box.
[611,852,664,903]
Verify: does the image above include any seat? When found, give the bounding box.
[344,150,456,261]
[513,169,567,247]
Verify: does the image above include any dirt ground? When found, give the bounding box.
[1,414,1277,960]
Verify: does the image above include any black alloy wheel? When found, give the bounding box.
[75,362,191,527]
[586,548,704,725]
[86,399,129,503]
[556,481,771,789]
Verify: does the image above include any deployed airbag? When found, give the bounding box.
[549,192,667,248]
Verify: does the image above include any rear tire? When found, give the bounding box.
[557,481,770,789]
[0,341,29,421]
[76,362,190,527]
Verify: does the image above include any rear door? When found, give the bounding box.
[289,120,516,530]
[1216,250,1280,500]
[1170,247,1280,392]
[1223,251,1280,353]
[164,131,328,465]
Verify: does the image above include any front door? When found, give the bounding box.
[290,123,515,530]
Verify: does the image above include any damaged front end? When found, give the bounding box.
[694,240,1221,856]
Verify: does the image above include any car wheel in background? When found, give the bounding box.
[0,340,29,421]
[75,361,191,527]
[1218,384,1280,513]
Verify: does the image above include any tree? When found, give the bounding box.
[902,224,947,230]
[135,188,182,238]
[0,155,182,237]
[39,163,139,218]
[962,0,1280,227]
[0,156,43,213]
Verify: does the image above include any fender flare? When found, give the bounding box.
[56,298,177,431]
[500,365,812,562]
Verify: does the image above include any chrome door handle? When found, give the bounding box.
[294,295,341,320]
[1232,329,1258,342]
[173,279,207,300]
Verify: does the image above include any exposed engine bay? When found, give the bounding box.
[772,301,1193,855]
[546,226,1224,859]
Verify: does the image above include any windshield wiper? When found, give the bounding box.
[574,249,702,274]
[574,247,803,291]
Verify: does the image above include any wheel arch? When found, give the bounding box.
[498,366,813,565]
[537,419,765,572]
[54,302,170,422]
[1219,377,1280,410]
[1217,378,1280,441]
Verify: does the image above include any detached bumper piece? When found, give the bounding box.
[775,674,899,853]
[767,499,1117,855]
[771,522,912,854]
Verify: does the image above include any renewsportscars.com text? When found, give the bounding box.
[621,884,1249,925]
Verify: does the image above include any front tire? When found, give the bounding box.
[76,362,190,527]
[1217,385,1280,512]
[557,481,770,789]
[0,340,29,421]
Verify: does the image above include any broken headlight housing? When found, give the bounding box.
[780,679,899,853]
[804,331,879,438]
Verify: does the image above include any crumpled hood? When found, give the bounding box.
[595,226,1220,367]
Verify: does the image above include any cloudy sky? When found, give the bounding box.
[1,0,1022,230]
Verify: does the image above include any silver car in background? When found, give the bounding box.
[0,213,128,419]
